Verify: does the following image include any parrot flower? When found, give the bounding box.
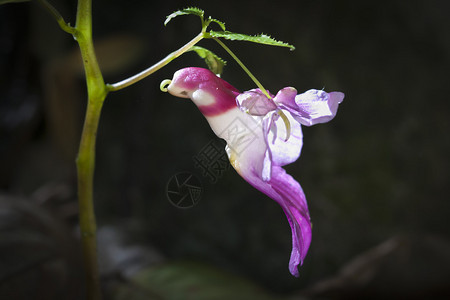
[165,67,344,276]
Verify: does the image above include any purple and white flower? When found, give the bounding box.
[166,67,344,276]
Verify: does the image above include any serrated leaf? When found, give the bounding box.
[209,31,295,50]
[207,17,226,31]
[164,7,204,26]
[189,46,227,75]
[0,0,29,4]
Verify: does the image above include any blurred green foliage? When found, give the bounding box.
[114,261,278,300]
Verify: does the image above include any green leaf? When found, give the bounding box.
[206,17,226,31]
[209,31,296,50]
[164,7,204,26]
[0,0,30,4]
[189,46,227,75]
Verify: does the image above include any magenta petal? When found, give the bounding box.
[262,110,303,177]
[273,87,298,108]
[269,166,311,276]
[236,89,277,116]
[293,89,344,126]
[167,67,240,117]
[240,165,312,277]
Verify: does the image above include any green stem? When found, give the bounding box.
[37,0,77,34]
[107,32,205,91]
[38,0,105,298]
[213,37,272,99]
[74,0,107,299]
[76,102,104,300]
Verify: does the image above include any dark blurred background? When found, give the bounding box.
[1,0,449,299]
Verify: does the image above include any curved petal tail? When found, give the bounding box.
[269,166,311,277]
[241,165,312,277]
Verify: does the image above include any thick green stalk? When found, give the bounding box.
[74,0,107,299]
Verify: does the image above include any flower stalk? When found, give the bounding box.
[107,32,205,91]
[213,37,270,98]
